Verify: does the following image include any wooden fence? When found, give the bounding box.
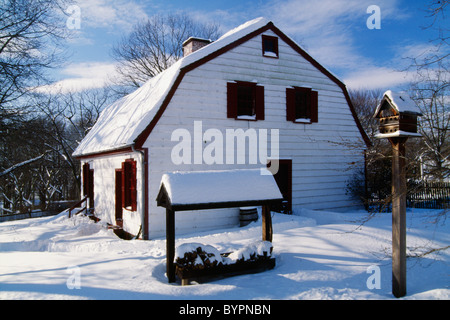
[407,181,450,209]
[366,181,449,211]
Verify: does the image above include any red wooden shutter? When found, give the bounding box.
[115,169,123,224]
[286,88,295,122]
[88,169,94,208]
[82,163,94,207]
[310,90,318,123]
[255,85,265,120]
[121,161,127,208]
[82,163,89,196]
[227,82,237,118]
[130,160,137,211]
[121,160,137,211]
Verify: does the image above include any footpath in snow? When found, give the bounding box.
[0,207,448,300]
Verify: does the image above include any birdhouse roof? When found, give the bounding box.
[374,90,422,117]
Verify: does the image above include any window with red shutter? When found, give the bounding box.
[121,159,137,211]
[227,81,264,121]
[286,87,318,124]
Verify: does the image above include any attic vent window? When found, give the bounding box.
[262,35,278,58]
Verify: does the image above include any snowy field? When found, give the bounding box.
[0,207,448,300]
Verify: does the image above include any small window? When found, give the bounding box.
[122,159,137,211]
[262,35,278,58]
[286,87,318,123]
[227,81,264,120]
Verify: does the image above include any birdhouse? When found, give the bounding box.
[373,90,422,138]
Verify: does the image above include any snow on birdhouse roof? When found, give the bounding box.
[158,169,283,209]
[73,18,270,157]
[374,90,422,117]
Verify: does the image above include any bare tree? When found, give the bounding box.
[0,88,111,214]
[111,12,220,93]
[409,62,450,180]
[1,1,72,209]
[417,0,449,67]
[34,88,112,191]
[347,89,393,210]
[348,89,383,141]
[404,1,450,180]
[0,0,71,109]
[1,115,53,213]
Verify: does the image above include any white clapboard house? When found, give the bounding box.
[73,18,370,239]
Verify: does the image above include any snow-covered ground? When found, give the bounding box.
[0,207,448,300]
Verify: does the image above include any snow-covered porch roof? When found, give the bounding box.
[156,168,282,284]
[156,168,283,211]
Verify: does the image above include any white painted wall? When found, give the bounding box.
[81,152,143,237]
[144,30,366,238]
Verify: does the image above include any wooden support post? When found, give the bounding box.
[166,208,176,283]
[389,137,407,298]
[262,205,273,242]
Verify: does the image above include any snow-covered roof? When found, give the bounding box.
[73,18,271,157]
[73,16,369,157]
[375,90,422,117]
[159,169,283,208]
[375,130,422,139]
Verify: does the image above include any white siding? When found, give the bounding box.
[82,152,143,236]
[144,30,365,238]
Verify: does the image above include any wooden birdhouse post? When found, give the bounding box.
[373,90,422,298]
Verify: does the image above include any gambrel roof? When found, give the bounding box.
[73,18,370,158]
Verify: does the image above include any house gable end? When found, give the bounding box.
[134,21,371,149]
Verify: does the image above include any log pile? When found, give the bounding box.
[175,241,273,272]
[174,242,275,285]
[175,245,222,271]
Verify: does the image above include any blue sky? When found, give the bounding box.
[46,0,442,93]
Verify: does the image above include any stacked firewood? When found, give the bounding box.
[175,241,273,271]
[175,245,222,271]
[227,241,273,264]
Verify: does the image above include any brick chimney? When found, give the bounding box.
[182,37,212,57]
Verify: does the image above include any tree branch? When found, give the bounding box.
[0,153,46,178]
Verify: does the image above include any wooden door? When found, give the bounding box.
[269,159,292,214]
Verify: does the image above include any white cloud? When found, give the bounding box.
[392,42,446,65]
[263,0,393,63]
[343,67,416,90]
[255,0,416,90]
[73,0,149,32]
[34,62,118,94]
